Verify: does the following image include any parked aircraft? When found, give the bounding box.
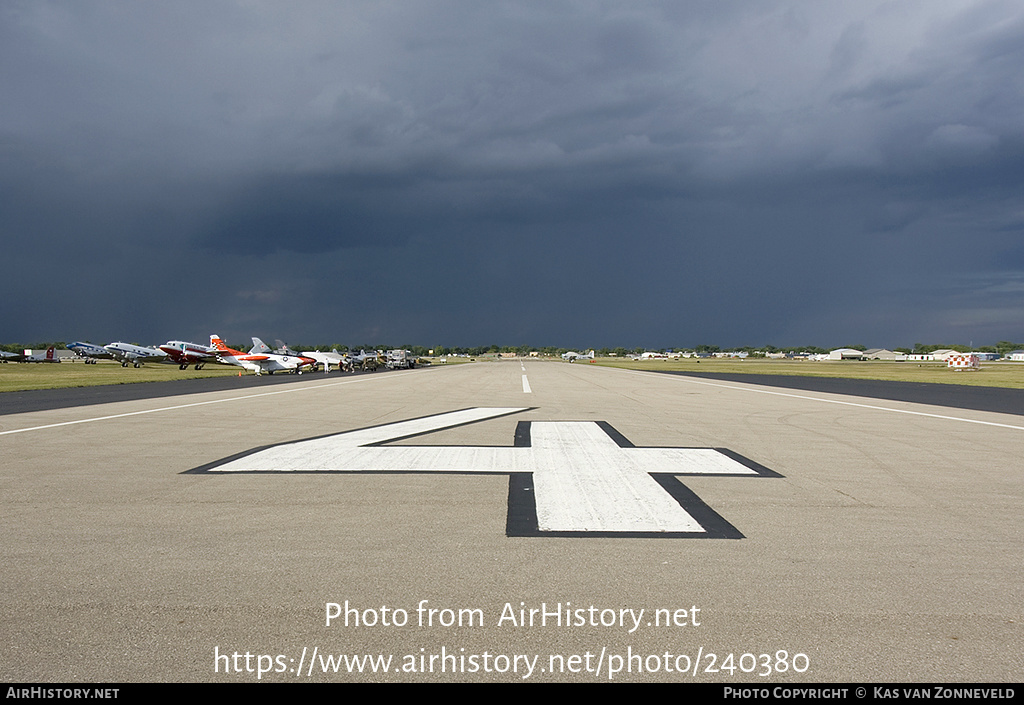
[27,346,61,362]
[273,340,300,356]
[561,349,595,362]
[346,349,383,371]
[634,351,668,360]
[247,338,274,355]
[67,341,113,364]
[159,340,219,370]
[104,342,167,367]
[298,348,347,372]
[209,335,316,376]
[264,340,347,372]
[6,347,60,362]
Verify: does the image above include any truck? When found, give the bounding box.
[385,349,416,370]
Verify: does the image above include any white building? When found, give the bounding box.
[863,349,907,361]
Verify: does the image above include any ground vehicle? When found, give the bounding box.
[385,349,416,369]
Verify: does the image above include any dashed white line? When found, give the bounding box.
[522,375,532,394]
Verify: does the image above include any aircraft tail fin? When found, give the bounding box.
[210,335,240,355]
[250,337,273,354]
[274,339,298,355]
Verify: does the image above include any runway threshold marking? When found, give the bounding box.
[619,370,1024,431]
[195,407,778,538]
[0,372,418,437]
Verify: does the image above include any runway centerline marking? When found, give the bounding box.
[522,375,532,393]
[195,407,778,538]
[0,372,418,437]
[619,370,1024,431]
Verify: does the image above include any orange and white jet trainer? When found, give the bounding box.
[209,335,316,376]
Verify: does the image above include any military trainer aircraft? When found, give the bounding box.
[209,335,316,376]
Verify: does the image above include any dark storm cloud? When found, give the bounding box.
[2,1,1023,347]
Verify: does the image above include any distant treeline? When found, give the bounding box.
[1,343,73,353]
[6,341,1022,357]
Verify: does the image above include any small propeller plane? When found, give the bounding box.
[67,341,114,364]
[12,347,61,363]
[561,349,595,362]
[104,342,168,367]
[159,340,220,370]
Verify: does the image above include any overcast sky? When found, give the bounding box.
[2,1,1022,349]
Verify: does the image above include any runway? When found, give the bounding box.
[1,360,1021,682]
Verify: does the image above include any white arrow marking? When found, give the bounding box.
[204,408,766,535]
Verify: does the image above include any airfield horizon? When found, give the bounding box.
[4,356,1024,394]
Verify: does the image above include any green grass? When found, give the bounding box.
[421,356,475,365]
[0,360,245,393]
[590,357,1024,389]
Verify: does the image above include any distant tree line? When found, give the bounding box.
[1,342,70,353]
[895,341,1024,356]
